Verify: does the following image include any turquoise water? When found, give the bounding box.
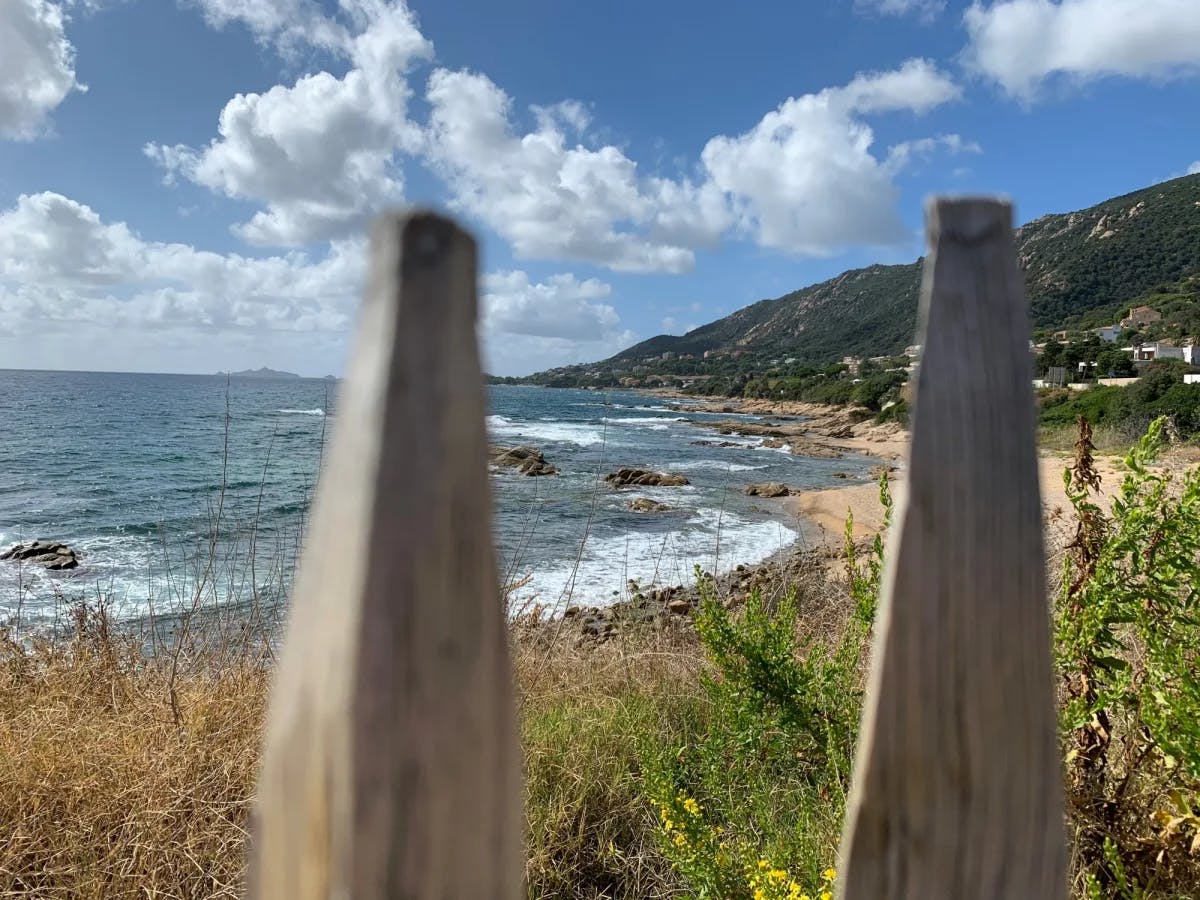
[0,371,877,621]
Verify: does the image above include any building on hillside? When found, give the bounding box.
[1185,374,1200,385]
[904,344,922,358]
[1053,330,1071,341]
[1183,343,1200,365]
[841,355,862,375]
[1128,341,1184,363]
[660,351,675,361]
[1094,325,1121,342]
[1120,305,1162,328]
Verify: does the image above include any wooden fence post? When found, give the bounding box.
[838,199,1067,899]
[248,212,522,899]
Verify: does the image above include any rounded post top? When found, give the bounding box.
[925,196,1013,247]
[370,210,474,266]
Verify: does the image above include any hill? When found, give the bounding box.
[520,174,1200,384]
[217,367,301,378]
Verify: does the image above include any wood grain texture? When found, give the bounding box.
[248,212,522,899]
[838,199,1067,899]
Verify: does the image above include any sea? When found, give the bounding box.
[0,370,879,625]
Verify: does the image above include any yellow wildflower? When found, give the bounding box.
[822,867,837,881]
[754,890,766,900]
[682,796,701,816]
[673,832,687,847]
[820,892,832,900]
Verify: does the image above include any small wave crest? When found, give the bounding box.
[603,416,686,427]
[277,408,325,416]
[487,414,607,447]
[671,460,769,472]
[507,508,797,610]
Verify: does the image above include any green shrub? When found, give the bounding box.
[644,474,891,899]
[1057,417,1200,895]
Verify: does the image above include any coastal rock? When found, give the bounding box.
[605,468,690,488]
[869,464,898,480]
[0,540,80,570]
[716,423,789,438]
[690,439,745,448]
[744,482,794,498]
[761,438,785,449]
[667,597,692,614]
[628,497,671,512]
[489,444,558,476]
[785,439,844,459]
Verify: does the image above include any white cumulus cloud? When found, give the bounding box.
[963,0,1200,100]
[0,192,363,340]
[147,0,432,246]
[0,191,629,375]
[854,0,946,22]
[700,59,963,254]
[481,271,635,373]
[1187,161,1200,175]
[0,0,86,140]
[484,271,619,341]
[423,68,731,274]
[425,58,964,268]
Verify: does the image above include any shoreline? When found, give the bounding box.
[539,390,1157,638]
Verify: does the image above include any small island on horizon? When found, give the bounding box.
[216,366,301,379]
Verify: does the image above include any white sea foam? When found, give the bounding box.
[487,414,608,447]
[670,460,770,472]
[277,408,325,416]
[604,416,686,426]
[0,528,302,626]
[693,433,761,447]
[508,508,798,610]
[759,442,795,455]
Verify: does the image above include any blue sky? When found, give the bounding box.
[1,0,1198,376]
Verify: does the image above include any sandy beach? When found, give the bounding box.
[783,451,1127,544]
[652,391,1136,549]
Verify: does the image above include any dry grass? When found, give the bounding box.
[0,602,714,899]
[1040,421,1137,454]
[0,606,268,898]
[514,623,706,898]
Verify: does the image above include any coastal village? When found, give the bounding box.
[529,302,1197,397]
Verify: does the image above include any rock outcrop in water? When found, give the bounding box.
[628,497,671,512]
[1,540,80,570]
[743,482,795,498]
[604,468,689,487]
[489,444,558,476]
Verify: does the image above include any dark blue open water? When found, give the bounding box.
[0,371,877,621]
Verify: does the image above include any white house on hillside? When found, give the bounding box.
[1128,342,1187,363]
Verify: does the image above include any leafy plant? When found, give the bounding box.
[645,473,891,897]
[1057,416,1200,893]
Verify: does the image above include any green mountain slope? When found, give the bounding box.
[530,174,1200,380]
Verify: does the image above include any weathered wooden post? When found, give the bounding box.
[249,213,522,898]
[839,199,1067,898]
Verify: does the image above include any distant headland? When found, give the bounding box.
[216,367,301,378]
